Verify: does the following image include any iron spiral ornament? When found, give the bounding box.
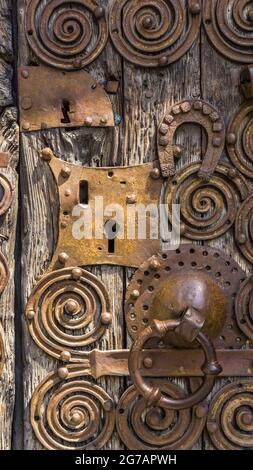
[116,381,207,450]
[166,163,250,240]
[235,194,253,263]
[25,0,108,69]
[109,0,201,67]
[31,366,115,450]
[25,267,112,361]
[235,276,253,341]
[203,0,253,63]
[226,100,253,179]
[0,174,12,216]
[207,381,253,449]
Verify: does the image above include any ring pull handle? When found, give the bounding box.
[128,308,222,410]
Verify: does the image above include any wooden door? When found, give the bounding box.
[0,0,253,451]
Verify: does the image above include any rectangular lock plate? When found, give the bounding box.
[18,65,115,131]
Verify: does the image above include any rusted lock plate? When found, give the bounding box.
[41,149,163,269]
[18,66,114,132]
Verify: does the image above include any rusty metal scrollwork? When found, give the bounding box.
[25,267,112,361]
[226,100,253,179]
[203,1,253,63]
[0,173,13,216]
[116,381,207,450]
[166,163,249,240]
[235,194,253,263]
[25,0,108,70]
[31,365,115,450]
[235,276,253,341]
[109,0,201,67]
[207,381,253,450]
[158,100,225,179]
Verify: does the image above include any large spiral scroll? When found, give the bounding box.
[203,1,253,63]
[25,267,112,361]
[109,0,201,67]
[116,381,206,450]
[207,381,253,449]
[226,100,253,179]
[166,162,249,240]
[25,0,108,69]
[31,366,115,450]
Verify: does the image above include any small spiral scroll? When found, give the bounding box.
[235,194,253,263]
[207,381,253,449]
[158,100,225,179]
[226,100,253,179]
[166,162,249,240]
[203,1,253,63]
[25,267,112,361]
[109,0,201,67]
[0,174,12,216]
[31,367,115,450]
[235,276,253,341]
[116,382,206,450]
[25,0,108,70]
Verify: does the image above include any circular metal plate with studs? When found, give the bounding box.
[125,244,247,350]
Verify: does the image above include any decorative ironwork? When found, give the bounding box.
[235,194,253,263]
[207,380,253,450]
[158,100,225,179]
[31,366,115,450]
[203,1,253,63]
[116,381,207,450]
[241,65,253,98]
[109,0,201,67]
[18,66,114,132]
[125,244,246,350]
[166,162,249,240]
[0,174,12,215]
[25,267,112,361]
[235,276,253,341]
[25,0,108,70]
[0,252,9,296]
[226,100,253,179]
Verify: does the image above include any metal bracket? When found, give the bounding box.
[41,149,163,269]
[18,66,115,132]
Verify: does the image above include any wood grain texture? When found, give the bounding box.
[0,0,19,450]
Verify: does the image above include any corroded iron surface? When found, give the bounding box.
[158,100,225,179]
[25,0,108,69]
[109,0,201,67]
[235,194,253,263]
[235,276,253,341]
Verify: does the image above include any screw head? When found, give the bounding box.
[131,290,140,300]
[101,311,112,325]
[61,166,71,178]
[41,148,53,161]
[143,357,153,368]
[60,350,71,362]
[150,168,160,180]
[58,252,69,264]
[58,367,69,379]
[26,309,35,320]
[72,267,82,280]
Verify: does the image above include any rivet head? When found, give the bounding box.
[158,56,168,67]
[103,399,113,412]
[142,16,153,30]
[94,6,104,18]
[207,421,218,434]
[58,252,69,264]
[131,290,140,300]
[22,121,30,131]
[84,116,93,126]
[72,267,82,280]
[21,96,32,110]
[228,168,238,179]
[61,166,71,178]
[226,133,236,145]
[60,350,71,362]
[237,233,247,245]
[150,168,160,180]
[126,194,137,204]
[64,188,71,197]
[143,357,153,369]
[21,69,29,79]
[195,404,208,419]
[100,115,108,125]
[149,258,161,271]
[65,299,79,315]
[26,309,35,320]
[190,2,201,15]
[173,145,183,158]
[58,367,69,379]
[241,411,253,425]
[41,148,53,161]
[101,311,112,325]
[61,221,67,229]
[72,59,82,69]
[71,411,83,425]
[180,223,186,235]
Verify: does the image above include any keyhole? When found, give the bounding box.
[61,99,71,124]
[104,220,119,254]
